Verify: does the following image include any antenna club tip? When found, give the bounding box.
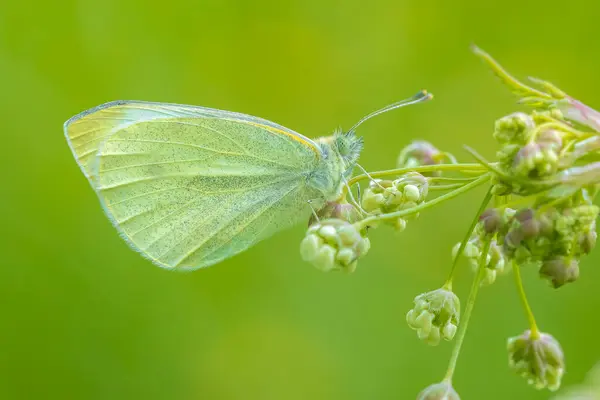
[418,89,434,101]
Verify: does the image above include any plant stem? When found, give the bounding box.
[443,186,493,290]
[513,261,540,339]
[348,163,487,187]
[428,176,481,183]
[356,174,491,230]
[429,183,474,191]
[443,238,491,383]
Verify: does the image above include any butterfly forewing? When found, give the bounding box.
[65,101,324,270]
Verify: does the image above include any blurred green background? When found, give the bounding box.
[2,1,600,399]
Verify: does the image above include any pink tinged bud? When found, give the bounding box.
[480,208,503,234]
[540,257,579,288]
[537,129,563,149]
[515,208,540,239]
[557,97,600,132]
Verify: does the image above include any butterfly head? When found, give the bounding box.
[333,128,364,169]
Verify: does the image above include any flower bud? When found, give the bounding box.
[578,223,597,254]
[406,288,460,346]
[417,382,460,400]
[479,208,504,234]
[397,140,442,170]
[494,112,535,144]
[507,330,565,391]
[308,201,362,226]
[539,257,579,288]
[512,142,558,178]
[361,173,428,218]
[514,208,540,240]
[537,129,563,150]
[300,220,370,273]
[394,172,429,202]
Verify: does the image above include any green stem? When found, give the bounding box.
[356,174,491,230]
[443,237,491,383]
[428,176,481,183]
[429,183,474,191]
[513,261,540,339]
[443,186,493,290]
[348,163,487,187]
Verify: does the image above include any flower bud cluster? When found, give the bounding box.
[361,172,428,231]
[452,208,514,285]
[497,194,598,287]
[490,110,582,195]
[300,219,370,273]
[495,112,563,177]
[507,330,565,391]
[406,288,459,346]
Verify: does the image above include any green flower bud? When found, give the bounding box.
[394,217,408,232]
[406,288,460,346]
[494,112,535,144]
[539,257,579,288]
[507,330,565,391]
[453,235,509,286]
[361,173,428,219]
[300,220,369,273]
[417,382,460,400]
[404,184,421,202]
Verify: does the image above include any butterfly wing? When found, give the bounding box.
[65,101,325,270]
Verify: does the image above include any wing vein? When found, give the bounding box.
[172,183,301,267]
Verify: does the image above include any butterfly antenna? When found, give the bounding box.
[348,90,433,134]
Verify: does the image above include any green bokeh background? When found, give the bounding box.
[2,1,600,399]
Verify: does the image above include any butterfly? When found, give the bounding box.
[64,91,430,270]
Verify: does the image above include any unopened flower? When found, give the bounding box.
[512,142,559,178]
[300,220,370,273]
[507,330,565,391]
[493,112,535,144]
[397,140,443,170]
[539,257,579,288]
[406,288,460,346]
[308,200,362,226]
[361,173,428,230]
[417,382,460,400]
[453,208,512,286]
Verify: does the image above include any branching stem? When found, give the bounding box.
[443,237,491,383]
[443,187,493,289]
[355,174,491,230]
